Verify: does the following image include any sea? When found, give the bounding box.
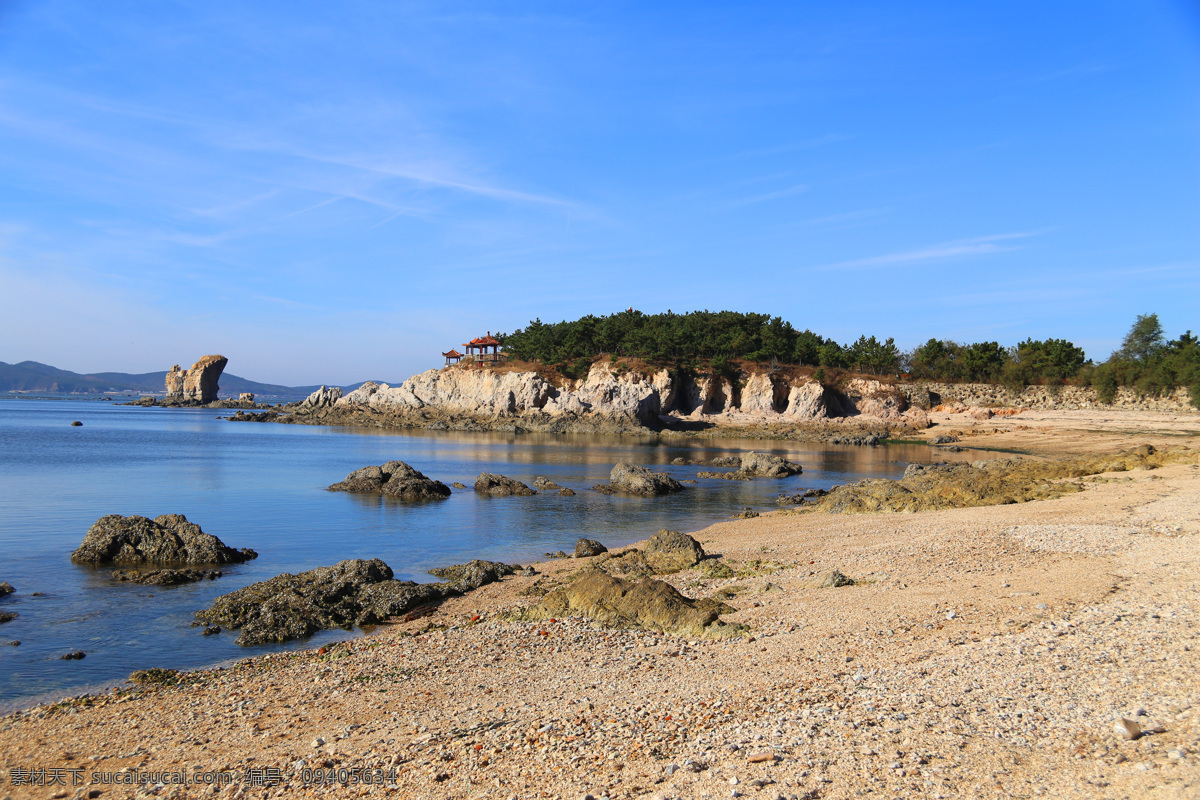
[0,394,950,712]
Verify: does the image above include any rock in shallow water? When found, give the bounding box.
[574,538,608,558]
[0,582,12,597]
[71,514,257,566]
[329,460,451,500]
[427,560,517,591]
[608,463,684,495]
[111,568,223,585]
[474,473,536,496]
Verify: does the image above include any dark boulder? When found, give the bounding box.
[71,515,257,566]
[738,452,803,478]
[197,558,454,646]
[574,538,608,558]
[0,612,16,625]
[0,582,12,597]
[329,460,451,500]
[643,529,706,573]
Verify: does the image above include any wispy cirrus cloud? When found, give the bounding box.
[814,231,1045,271]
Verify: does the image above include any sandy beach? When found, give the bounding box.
[2,409,1198,800]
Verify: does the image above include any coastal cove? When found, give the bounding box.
[0,396,952,711]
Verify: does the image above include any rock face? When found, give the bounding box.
[165,365,186,399]
[328,461,451,500]
[529,571,739,638]
[301,385,342,410]
[197,558,450,645]
[607,463,685,495]
[427,560,517,591]
[642,530,707,573]
[474,473,536,496]
[71,514,257,566]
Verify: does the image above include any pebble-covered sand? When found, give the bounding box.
[1,412,1198,800]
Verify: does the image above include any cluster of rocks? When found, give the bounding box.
[70,514,257,567]
[0,582,15,625]
[328,460,451,500]
[697,451,803,481]
[197,557,519,645]
[776,488,829,505]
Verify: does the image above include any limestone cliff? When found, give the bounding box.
[324,363,925,431]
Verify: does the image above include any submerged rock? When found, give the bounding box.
[0,582,12,597]
[608,463,684,496]
[0,612,16,625]
[530,571,740,638]
[329,460,451,500]
[111,568,222,585]
[532,476,562,490]
[474,473,536,496]
[697,470,751,481]
[776,488,828,505]
[643,529,707,573]
[427,560,517,591]
[197,558,452,645]
[71,514,257,566]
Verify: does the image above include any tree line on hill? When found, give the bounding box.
[497,310,1199,406]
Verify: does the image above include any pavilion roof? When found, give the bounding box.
[441,349,463,358]
[464,334,501,347]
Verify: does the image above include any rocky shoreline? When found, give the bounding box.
[3,416,1199,799]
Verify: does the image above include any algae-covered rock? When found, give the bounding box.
[595,549,655,579]
[815,446,1200,515]
[608,463,684,496]
[197,558,451,645]
[643,529,706,573]
[111,568,222,585]
[71,515,257,566]
[530,570,740,638]
[329,460,451,500]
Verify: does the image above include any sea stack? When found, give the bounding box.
[165,355,228,402]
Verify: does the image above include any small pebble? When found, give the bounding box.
[1114,718,1142,740]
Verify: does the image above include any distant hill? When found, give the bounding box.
[0,361,392,398]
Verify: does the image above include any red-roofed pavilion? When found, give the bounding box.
[441,349,463,366]
[462,332,504,366]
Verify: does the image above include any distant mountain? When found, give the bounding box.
[0,361,393,397]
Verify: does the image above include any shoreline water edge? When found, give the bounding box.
[2,398,1199,798]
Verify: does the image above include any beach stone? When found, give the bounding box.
[643,530,706,573]
[197,558,453,645]
[1114,717,1142,740]
[575,539,608,558]
[71,514,257,566]
[474,473,537,496]
[530,570,739,638]
[608,463,684,496]
[428,560,517,591]
[329,460,451,500]
[0,582,12,597]
[813,570,855,588]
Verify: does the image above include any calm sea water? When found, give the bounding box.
[0,395,946,711]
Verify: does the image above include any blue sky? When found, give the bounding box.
[1,1,1197,385]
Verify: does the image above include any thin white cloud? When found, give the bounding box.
[728,183,809,208]
[815,231,1044,271]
